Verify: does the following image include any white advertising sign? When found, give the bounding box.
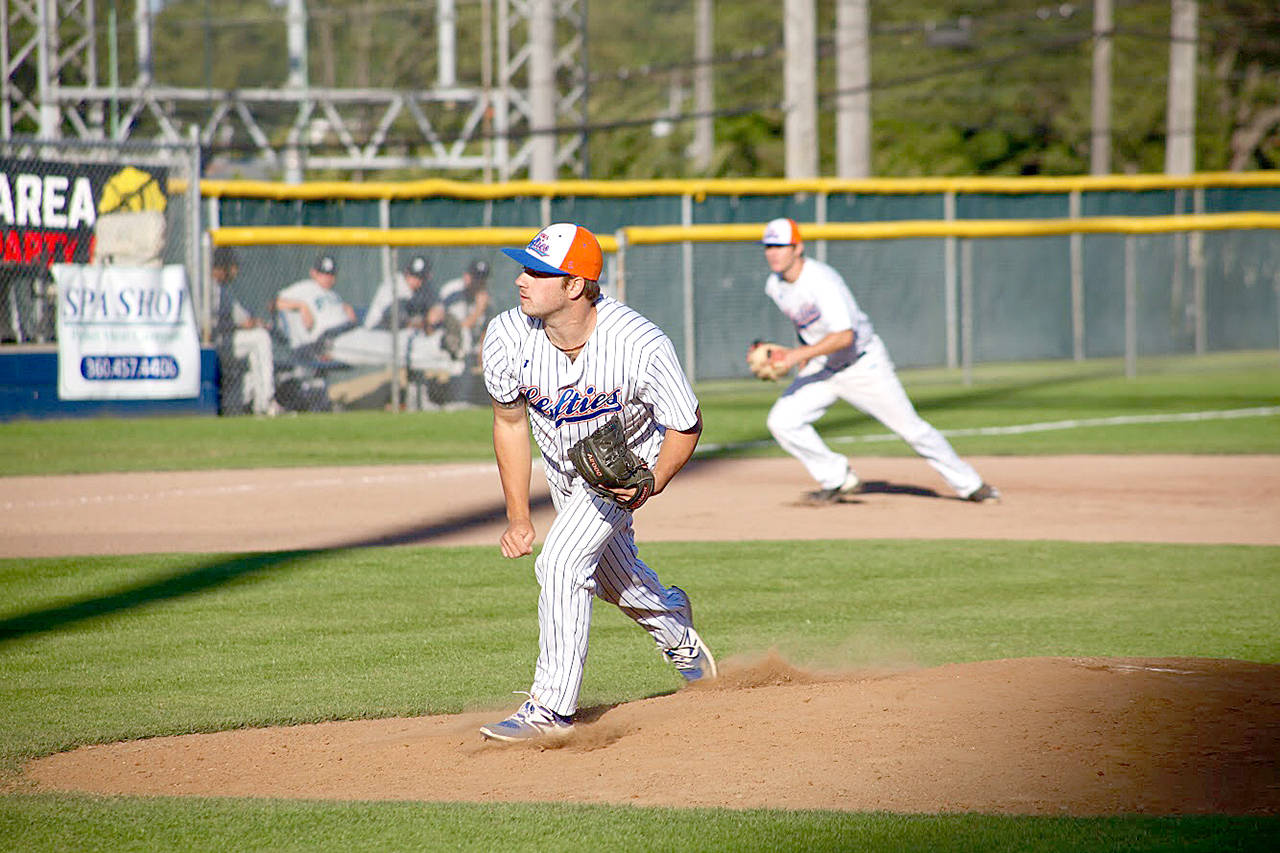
[53,264,201,400]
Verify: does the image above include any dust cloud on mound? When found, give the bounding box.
[24,655,1280,816]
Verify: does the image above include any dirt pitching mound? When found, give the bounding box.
[24,655,1280,815]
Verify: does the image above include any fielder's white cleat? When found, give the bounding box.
[962,481,1003,502]
[965,482,1002,504]
[803,468,864,505]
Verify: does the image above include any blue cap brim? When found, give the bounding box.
[501,247,566,276]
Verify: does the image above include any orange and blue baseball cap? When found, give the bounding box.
[762,218,802,246]
[502,223,603,281]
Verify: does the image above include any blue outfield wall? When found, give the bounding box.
[0,348,221,421]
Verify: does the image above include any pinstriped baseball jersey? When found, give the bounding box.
[482,295,700,496]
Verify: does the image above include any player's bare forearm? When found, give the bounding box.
[274,297,314,329]
[491,396,535,557]
[651,408,703,495]
[783,329,854,369]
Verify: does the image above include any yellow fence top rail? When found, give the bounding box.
[210,213,1280,253]
[211,225,619,252]
[198,172,1280,201]
[624,212,1280,244]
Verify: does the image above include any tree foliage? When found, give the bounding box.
[133,0,1280,178]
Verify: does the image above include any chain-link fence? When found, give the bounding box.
[619,217,1280,384]
[208,242,518,414]
[6,152,1278,418]
[212,216,1279,418]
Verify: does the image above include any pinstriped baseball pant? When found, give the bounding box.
[529,483,691,716]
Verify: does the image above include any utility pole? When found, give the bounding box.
[527,0,556,181]
[783,0,817,178]
[691,0,713,173]
[283,0,308,183]
[438,0,457,88]
[1090,0,1112,175]
[835,0,870,177]
[1165,0,1197,175]
[135,0,152,86]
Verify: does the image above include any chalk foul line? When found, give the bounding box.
[694,406,1280,455]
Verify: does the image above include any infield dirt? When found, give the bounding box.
[8,455,1280,814]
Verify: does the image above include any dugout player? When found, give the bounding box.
[274,253,462,376]
[753,217,1000,504]
[211,247,282,416]
[362,254,438,332]
[479,223,716,742]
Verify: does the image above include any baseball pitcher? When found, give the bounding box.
[479,223,717,743]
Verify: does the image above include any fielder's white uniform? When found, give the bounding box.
[277,278,462,374]
[764,256,984,497]
[482,295,701,716]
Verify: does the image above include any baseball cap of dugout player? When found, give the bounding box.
[467,259,491,279]
[762,217,802,246]
[403,255,431,278]
[502,223,603,281]
[314,253,338,275]
[212,246,239,270]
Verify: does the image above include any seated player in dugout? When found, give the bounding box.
[433,258,492,366]
[363,254,438,333]
[210,246,282,416]
[274,252,464,375]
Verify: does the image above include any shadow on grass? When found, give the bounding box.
[0,490,564,645]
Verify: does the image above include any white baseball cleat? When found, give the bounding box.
[664,586,718,682]
[965,483,1002,503]
[664,627,718,682]
[803,468,864,504]
[479,697,574,742]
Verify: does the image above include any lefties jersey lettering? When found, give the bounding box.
[482,296,700,496]
[765,257,875,374]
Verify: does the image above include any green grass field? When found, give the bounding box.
[2,351,1277,476]
[2,352,1278,851]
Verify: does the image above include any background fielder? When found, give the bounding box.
[753,217,1000,504]
[479,222,716,742]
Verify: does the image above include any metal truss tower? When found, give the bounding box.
[2,0,587,181]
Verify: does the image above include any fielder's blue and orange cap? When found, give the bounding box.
[762,217,801,246]
[502,223,603,281]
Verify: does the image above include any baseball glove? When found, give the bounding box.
[747,340,789,381]
[568,416,656,511]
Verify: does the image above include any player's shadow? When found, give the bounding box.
[784,479,940,507]
[855,479,940,499]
